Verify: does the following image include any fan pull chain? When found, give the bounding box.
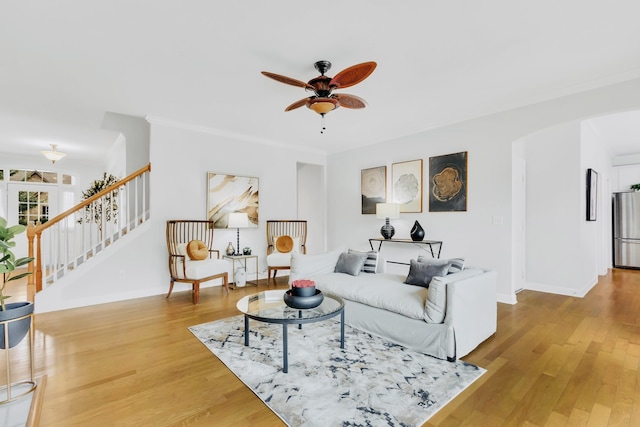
[320,114,326,134]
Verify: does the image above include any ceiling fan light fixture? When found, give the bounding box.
[41,143,66,164]
[308,98,338,115]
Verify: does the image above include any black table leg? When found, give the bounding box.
[340,309,345,349]
[283,323,288,373]
[244,315,249,346]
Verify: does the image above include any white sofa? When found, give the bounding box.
[289,250,497,361]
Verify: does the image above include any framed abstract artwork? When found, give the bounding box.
[361,166,387,214]
[206,172,259,229]
[586,168,597,221]
[392,159,423,213]
[428,152,467,212]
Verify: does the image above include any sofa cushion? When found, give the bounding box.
[404,259,451,288]
[315,273,427,321]
[289,251,342,283]
[176,259,231,280]
[266,252,292,267]
[334,252,367,276]
[424,276,447,323]
[348,249,379,273]
[418,255,466,273]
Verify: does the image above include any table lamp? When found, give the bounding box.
[376,203,400,240]
[228,212,249,255]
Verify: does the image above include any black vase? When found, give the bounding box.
[410,220,425,241]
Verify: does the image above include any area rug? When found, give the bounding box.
[189,316,485,426]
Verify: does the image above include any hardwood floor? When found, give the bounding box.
[6,268,640,426]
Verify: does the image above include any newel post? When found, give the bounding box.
[26,223,36,302]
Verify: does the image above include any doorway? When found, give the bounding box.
[7,183,59,258]
[297,163,325,254]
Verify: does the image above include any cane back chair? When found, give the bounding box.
[166,220,230,304]
[266,220,307,281]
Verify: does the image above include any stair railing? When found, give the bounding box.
[26,163,151,301]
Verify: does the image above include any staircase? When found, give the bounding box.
[26,163,151,302]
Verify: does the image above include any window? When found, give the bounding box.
[10,169,60,183]
[18,190,49,226]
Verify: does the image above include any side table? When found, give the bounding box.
[368,238,443,265]
[223,255,259,288]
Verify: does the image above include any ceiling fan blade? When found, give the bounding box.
[261,71,314,90]
[333,94,367,109]
[329,62,377,89]
[285,97,312,112]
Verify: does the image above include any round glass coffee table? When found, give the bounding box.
[236,290,345,373]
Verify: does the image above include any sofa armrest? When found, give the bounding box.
[444,269,497,359]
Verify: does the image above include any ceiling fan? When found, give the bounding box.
[261,60,377,133]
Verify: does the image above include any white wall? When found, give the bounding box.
[149,122,326,264]
[611,163,640,191]
[101,112,150,174]
[580,121,612,277]
[523,123,583,294]
[518,121,609,297]
[613,153,640,167]
[34,77,640,311]
[35,121,326,312]
[326,78,640,304]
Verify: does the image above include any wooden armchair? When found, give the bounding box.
[166,220,231,304]
[266,220,307,281]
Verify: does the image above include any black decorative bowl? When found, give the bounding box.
[290,286,317,297]
[283,289,324,309]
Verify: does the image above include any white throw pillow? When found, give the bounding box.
[176,243,188,257]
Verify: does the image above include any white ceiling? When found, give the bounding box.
[1,1,639,162]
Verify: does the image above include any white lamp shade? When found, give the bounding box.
[228,212,249,228]
[376,203,400,219]
[41,144,66,164]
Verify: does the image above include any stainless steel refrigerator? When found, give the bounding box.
[613,191,640,269]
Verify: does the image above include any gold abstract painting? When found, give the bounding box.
[207,172,259,228]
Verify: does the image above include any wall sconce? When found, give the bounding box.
[41,144,66,164]
[376,203,400,240]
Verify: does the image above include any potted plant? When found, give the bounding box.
[0,216,34,349]
[78,172,119,240]
[631,183,640,192]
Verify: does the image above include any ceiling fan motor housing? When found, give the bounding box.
[314,60,332,75]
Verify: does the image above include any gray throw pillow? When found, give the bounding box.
[348,248,379,273]
[418,255,466,274]
[334,252,367,276]
[404,259,452,288]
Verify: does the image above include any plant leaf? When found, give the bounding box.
[7,272,32,282]
[15,257,34,267]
